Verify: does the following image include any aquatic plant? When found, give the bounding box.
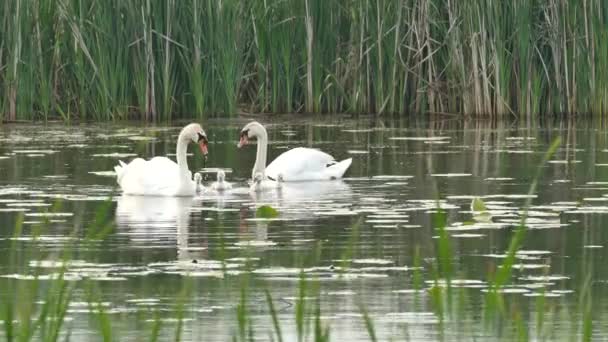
[2,1,608,121]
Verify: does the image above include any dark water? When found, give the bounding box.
[1,117,608,340]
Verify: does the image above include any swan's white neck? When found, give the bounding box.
[176,134,190,176]
[252,127,268,180]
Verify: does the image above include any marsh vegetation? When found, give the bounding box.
[1,1,608,120]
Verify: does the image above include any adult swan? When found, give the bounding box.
[238,121,352,181]
[114,123,209,196]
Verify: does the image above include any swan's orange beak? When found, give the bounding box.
[199,141,208,155]
[238,135,248,148]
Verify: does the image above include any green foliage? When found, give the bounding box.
[256,205,279,219]
[470,197,487,212]
[2,0,608,121]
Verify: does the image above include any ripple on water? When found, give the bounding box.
[6,202,51,207]
[565,206,608,214]
[12,149,58,155]
[389,136,450,142]
[481,287,530,294]
[24,212,73,218]
[0,208,30,212]
[516,250,552,256]
[253,267,301,276]
[326,290,356,296]
[92,153,137,158]
[371,175,414,180]
[234,240,277,247]
[89,171,117,177]
[350,258,394,265]
[451,233,485,238]
[430,173,472,177]
[380,312,439,324]
[127,136,157,141]
[427,279,486,288]
[505,263,550,270]
[519,275,569,281]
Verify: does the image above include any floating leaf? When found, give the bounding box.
[470,197,487,212]
[256,205,278,219]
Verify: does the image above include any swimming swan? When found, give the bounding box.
[238,121,352,182]
[114,123,209,196]
[210,170,232,191]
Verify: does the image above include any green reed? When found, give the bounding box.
[3,0,608,121]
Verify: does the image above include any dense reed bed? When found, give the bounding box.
[1,0,608,121]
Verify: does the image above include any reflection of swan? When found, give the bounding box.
[237,206,272,248]
[238,121,352,181]
[249,180,354,219]
[115,195,205,260]
[114,123,209,196]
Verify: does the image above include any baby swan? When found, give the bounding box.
[211,170,232,191]
[249,172,282,193]
[194,172,204,193]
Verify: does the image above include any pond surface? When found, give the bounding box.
[1,117,608,340]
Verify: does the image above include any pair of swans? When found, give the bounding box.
[114,121,352,196]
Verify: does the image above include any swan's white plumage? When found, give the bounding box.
[239,121,352,185]
[211,170,232,191]
[115,157,195,196]
[249,172,281,192]
[114,123,207,197]
[265,147,352,181]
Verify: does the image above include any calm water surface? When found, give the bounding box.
[1,117,608,340]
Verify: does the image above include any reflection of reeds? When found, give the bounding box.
[2,1,608,120]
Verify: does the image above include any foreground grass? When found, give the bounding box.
[1,0,608,120]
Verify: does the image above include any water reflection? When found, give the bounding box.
[250,180,354,218]
[115,195,205,260]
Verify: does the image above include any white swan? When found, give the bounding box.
[114,123,209,196]
[237,121,352,181]
[210,170,232,191]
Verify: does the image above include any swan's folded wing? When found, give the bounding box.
[118,157,182,195]
[266,147,335,181]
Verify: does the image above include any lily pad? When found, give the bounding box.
[471,197,488,212]
[256,205,278,219]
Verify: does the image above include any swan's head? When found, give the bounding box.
[253,171,264,184]
[238,121,266,148]
[181,123,208,155]
[194,172,202,184]
[217,169,226,182]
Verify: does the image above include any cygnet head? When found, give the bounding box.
[253,171,264,184]
[181,123,208,155]
[217,169,226,182]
